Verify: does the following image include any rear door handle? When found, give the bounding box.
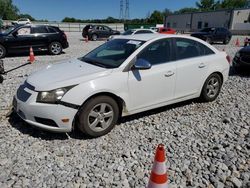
[199,63,206,68]
[165,71,175,77]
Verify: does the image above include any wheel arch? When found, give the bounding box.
[72,92,126,130]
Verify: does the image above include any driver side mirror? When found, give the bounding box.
[12,31,18,37]
[132,58,152,70]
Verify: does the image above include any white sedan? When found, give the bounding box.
[14,34,230,137]
[12,18,31,25]
[108,29,157,40]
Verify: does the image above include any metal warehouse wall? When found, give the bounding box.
[165,14,192,31]
[165,8,250,34]
[231,9,250,29]
[191,10,231,30]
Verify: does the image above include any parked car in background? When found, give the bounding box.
[157,27,176,34]
[191,27,232,44]
[108,28,157,40]
[122,29,157,35]
[14,34,230,137]
[233,46,250,71]
[0,24,68,58]
[82,24,120,41]
[12,18,31,25]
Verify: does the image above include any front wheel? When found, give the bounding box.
[49,42,62,55]
[200,73,222,102]
[0,44,6,58]
[78,96,119,137]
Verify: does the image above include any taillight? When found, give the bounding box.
[226,55,231,64]
[63,32,67,40]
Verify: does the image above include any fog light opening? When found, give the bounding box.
[61,118,70,123]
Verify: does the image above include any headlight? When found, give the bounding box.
[36,86,75,104]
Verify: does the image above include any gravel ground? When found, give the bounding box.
[0,33,249,188]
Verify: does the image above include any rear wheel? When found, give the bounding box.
[78,96,119,137]
[223,37,230,44]
[206,38,212,44]
[0,44,6,58]
[91,34,98,41]
[200,73,222,102]
[49,42,62,55]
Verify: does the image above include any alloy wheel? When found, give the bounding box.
[51,43,62,55]
[87,103,114,132]
[0,48,3,57]
[206,77,220,98]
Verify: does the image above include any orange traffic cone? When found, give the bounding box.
[28,47,35,63]
[148,144,168,188]
[85,35,89,43]
[235,38,240,47]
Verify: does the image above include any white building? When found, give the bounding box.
[165,8,250,34]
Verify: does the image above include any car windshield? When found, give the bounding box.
[79,39,145,68]
[122,30,134,35]
[2,27,15,34]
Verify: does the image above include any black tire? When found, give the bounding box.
[78,96,119,137]
[200,73,222,102]
[49,42,62,55]
[91,34,98,41]
[223,37,230,44]
[206,38,212,44]
[0,44,6,59]
[0,75,3,83]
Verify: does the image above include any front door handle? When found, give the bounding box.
[199,63,206,68]
[165,71,175,77]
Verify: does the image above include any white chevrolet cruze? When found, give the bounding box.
[14,34,230,137]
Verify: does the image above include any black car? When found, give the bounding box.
[191,27,232,44]
[82,24,120,41]
[233,46,250,70]
[0,25,69,58]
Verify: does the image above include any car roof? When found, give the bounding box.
[112,34,220,52]
[112,33,180,42]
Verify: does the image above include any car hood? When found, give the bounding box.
[27,58,112,91]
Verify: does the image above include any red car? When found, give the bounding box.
[157,27,176,34]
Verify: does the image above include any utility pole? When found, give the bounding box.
[125,0,130,21]
[119,0,124,20]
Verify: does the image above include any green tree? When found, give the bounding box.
[221,0,247,8]
[174,7,199,14]
[149,10,164,24]
[196,0,220,10]
[163,9,172,16]
[0,0,19,20]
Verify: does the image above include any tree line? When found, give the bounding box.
[0,0,248,24]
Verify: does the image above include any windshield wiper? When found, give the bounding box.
[80,57,113,68]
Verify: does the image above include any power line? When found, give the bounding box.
[119,0,124,20]
[125,0,130,21]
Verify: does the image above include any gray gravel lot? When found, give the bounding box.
[0,33,249,188]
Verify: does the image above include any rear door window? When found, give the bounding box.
[175,38,214,60]
[31,26,48,34]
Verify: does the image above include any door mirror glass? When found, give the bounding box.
[133,58,152,70]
